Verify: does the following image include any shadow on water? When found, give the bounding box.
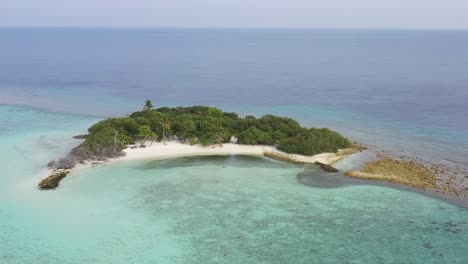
[141,155,365,189]
[135,154,468,209]
[296,167,365,189]
[298,167,468,209]
[139,155,298,170]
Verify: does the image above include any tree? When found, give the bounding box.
[71,128,127,160]
[143,99,153,112]
[206,107,227,145]
[277,128,352,156]
[237,126,274,145]
[161,119,172,144]
[137,125,157,147]
[172,116,196,142]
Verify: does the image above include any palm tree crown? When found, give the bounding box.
[143,99,153,111]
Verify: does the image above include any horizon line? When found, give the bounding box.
[1,25,468,31]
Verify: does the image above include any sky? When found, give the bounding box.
[1,0,468,29]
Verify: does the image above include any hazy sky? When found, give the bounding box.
[1,0,468,29]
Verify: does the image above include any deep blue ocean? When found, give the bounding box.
[1,29,468,263]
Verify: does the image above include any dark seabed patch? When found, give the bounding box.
[296,167,365,189]
[139,155,468,209]
[140,155,298,170]
[128,157,468,264]
[297,161,468,209]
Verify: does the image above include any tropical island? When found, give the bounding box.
[40,100,360,189]
[41,100,464,202]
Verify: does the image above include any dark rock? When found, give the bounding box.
[315,162,339,173]
[72,134,88,139]
[38,170,69,190]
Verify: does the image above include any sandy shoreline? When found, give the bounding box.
[38,141,353,186]
[119,141,349,164]
[37,141,468,208]
[39,141,360,190]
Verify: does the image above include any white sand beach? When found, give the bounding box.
[118,141,347,165]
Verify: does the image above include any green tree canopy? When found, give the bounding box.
[55,102,353,169]
[237,126,274,145]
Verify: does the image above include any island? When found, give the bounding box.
[39,100,468,204]
[40,101,360,189]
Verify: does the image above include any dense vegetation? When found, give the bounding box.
[52,101,352,168]
[277,128,353,155]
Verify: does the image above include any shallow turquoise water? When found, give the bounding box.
[1,105,468,263]
[2,29,468,263]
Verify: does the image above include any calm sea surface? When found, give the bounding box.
[1,29,468,263]
[1,28,467,169]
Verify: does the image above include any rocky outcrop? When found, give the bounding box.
[344,158,438,190]
[315,162,339,173]
[38,170,70,190]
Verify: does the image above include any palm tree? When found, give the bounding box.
[143,99,153,112]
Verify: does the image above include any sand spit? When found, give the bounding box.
[38,141,361,189]
[119,141,356,165]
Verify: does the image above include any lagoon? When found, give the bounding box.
[1,105,468,263]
